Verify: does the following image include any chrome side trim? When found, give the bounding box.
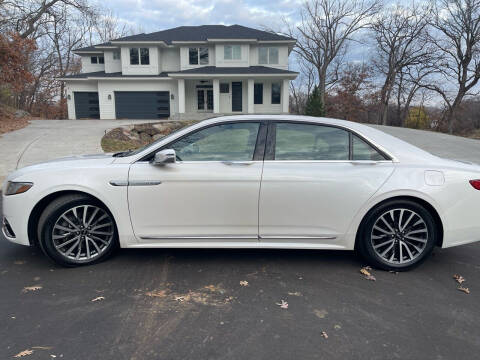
[109,180,162,187]
[109,180,128,187]
[259,235,337,240]
[139,235,258,240]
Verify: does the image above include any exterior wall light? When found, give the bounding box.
[67,94,71,100]
[108,94,112,100]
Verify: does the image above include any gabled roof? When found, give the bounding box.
[74,25,295,52]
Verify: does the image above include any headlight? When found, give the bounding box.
[5,181,33,196]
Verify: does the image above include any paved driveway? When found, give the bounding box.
[0,120,158,184]
[0,121,479,359]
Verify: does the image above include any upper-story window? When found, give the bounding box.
[258,47,279,64]
[130,48,149,65]
[91,56,104,64]
[224,45,241,60]
[189,47,209,65]
[113,50,121,60]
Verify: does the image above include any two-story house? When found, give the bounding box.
[60,25,297,120]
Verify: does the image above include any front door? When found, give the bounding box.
[259,122,395,244]
[128,121,266,242]
[232,82,242,112]
[197,89,213,111]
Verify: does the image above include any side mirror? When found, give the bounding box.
[151,149,176,165]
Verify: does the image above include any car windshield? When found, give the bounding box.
[112,123,195,157]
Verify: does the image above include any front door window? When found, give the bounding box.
[197,89,213,111]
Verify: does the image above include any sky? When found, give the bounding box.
[94,0,303,35]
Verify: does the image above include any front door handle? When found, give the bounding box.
[222,161,254,166]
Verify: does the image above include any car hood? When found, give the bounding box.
[5,153,115,183]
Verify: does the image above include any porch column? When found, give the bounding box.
[213,78,220,113]
[178,79,185,114]
[247,79,254,113]
[282,79,289,113]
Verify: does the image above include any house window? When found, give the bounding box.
[130,48,149,65]
[130,48,139,65]
[98,56,104,64]
[254,83,263,104]
[259,47,279,64]
[91,56,97,64]
[189,47,209,65]
[224,45,241,60]
[90,56,104,64]
[220,83,229,93]
[140,48,149,65]
[271,82,281,104]
[113,51,121,60]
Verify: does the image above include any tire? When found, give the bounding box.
[37,194,118,267]
[357,200,437,271]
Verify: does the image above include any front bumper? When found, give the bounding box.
[2,216,16,239]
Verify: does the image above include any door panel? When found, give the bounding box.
[115,91,170,119]
[74,92,99,119]
[128,121,265,241]
[232,82,242,112]
[259,162,394,241]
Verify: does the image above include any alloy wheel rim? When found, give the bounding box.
[52,205,114,261]
[370,208,428,265]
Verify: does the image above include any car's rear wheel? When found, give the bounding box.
[358,200,437,271]
[38,194,118,266]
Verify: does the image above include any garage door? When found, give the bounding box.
[74,92,99,119]
[115,91,170,119]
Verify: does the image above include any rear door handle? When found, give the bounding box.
[222,161,254,166]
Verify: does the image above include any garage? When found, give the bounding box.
[115,91,170,119]
[74,92,100,119]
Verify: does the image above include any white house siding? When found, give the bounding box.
[65,81,99,119]
[81,55,105,73]
[104,50,122,73]
[249,45,289,70]
[214,44,249,67]
[179,46,215,70]
[161,48,181,72]
[120,46,160,75]
[253,79,284,113]
[97,80,178,120]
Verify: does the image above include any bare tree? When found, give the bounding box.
[425,0,480,133]
[286,0,381,106]
[93,8,132,43]
[372,2,432,125]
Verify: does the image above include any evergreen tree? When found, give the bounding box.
[305,86,325,116]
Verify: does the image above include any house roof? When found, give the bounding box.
[169,66,298,75]
[73,42,112,52]
[74,25,295,52]
[59,67,298,81]
[59,71,170,79]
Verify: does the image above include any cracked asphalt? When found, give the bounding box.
[1,124,480,359]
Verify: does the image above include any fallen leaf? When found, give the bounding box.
[239,280,249,287]
[321,331,328,339]
[314,309,328,319]
[457,286,470,294]
[288,291,302,296]
[145,290,168,298]
[91,296,105,302]
[31,346,52,350]
[453,274,466,284]
[334,324,342,330]
[364,275,376,281]
[14,349,33,357]
[22,285,42,293]
[360,267,371,276]
[14,261,25,265]
[276,300,288,309]
[174,295,188,302]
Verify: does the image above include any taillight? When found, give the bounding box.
[470,180,480,190]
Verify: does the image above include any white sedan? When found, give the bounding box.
[2,115,480,270]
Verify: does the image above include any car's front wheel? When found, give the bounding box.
[357,200,437,271]
[38,194,118,266]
